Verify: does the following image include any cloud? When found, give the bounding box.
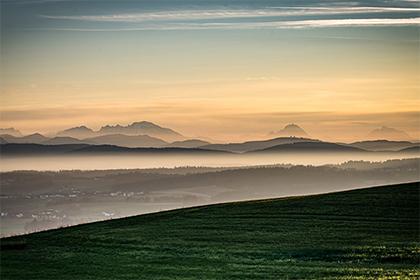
[7,0,72,4]
[32,17,420,31]
[276,17,420,28]
[39,6,420,22]
[34,5,420,31]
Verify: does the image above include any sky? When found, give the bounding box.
[0,0,419,142]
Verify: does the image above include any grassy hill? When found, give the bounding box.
[1,182,419,279]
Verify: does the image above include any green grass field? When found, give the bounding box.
[1,182,419,279]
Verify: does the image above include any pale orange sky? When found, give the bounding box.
[1,0,419,142]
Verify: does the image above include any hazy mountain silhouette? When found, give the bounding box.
[71,145,229,154]
[0,128,22,137]
[367,126,412,141]
[42,136,95,145]
[55,121,185,142]
[98,121,184,142]
[398,146,420,153]
[0,137,8,144]
[0,143,229,155]
[3,132,170,148]
[85,134,168,148]
[57,126,96,139]
[269,124,309,137]
[0,143,90,155]
[348,140,417,151]
[251,142,366,153]
[165,139,210,148]
[202,137,319,153]
[0,133,49,144]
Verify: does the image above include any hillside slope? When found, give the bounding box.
[1,182,419,279]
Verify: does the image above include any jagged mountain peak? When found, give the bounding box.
[367,126,411,141]
[0,128,22,137]
[98,121,184,142]
[270,124,309,137]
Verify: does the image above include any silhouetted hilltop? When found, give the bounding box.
[398,146,420,153]
[42,136,94,145]
[84,134,168,148]
[252,142,366,153]
[0,133,49,144]
[71,144,229,154]
[165,139,210,148]
[348,140,417,151]
[202,137,319,153]
[0,143,229,155]
[3,133,169,148]
[0,143,90,155]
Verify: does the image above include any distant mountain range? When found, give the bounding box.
[56,121,185,142]
[98,121,185,142]
[1,123,417,153]
[0,133,209,149]
[0,133,49,144]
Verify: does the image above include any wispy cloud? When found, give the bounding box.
[39,6,420,22]
[9,0,72,4]
[32,17,420,31]
[277,17,420,28]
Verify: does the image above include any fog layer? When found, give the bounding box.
[1,158,418,237]
[1,152,418,172]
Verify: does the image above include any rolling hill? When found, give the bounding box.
[71,145,228,154]
[2,133,169,148]
[42,136,94,145]
[348,140,417,151]
[1,182,419,279]
[84,134,168,148]
[251,141,366,153]
[165,139,210,148]
[57,126,96,139]
[0,143,229,155]
[399,146,420,153]
[201,137,319,153]
[0,143,90,155]
[0,133,49,144]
